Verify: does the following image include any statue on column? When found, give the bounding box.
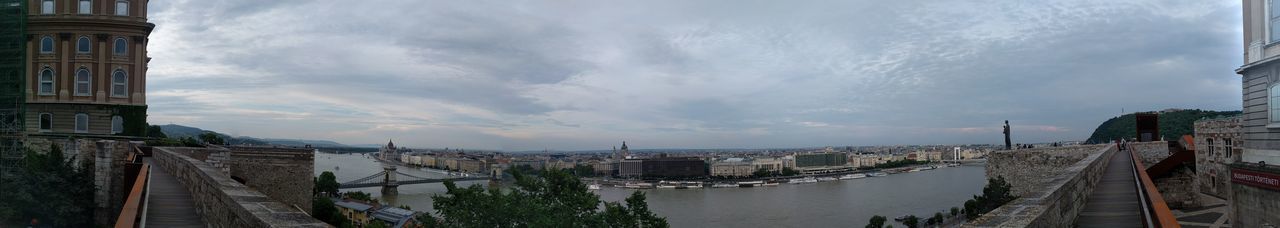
[1003,120,1012,150]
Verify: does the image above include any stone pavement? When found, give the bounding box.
[1173,194,1230,228]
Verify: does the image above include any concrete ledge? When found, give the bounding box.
[151,147,330,228]
[966,145,1117,227]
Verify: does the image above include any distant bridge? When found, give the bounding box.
[339,166,492,195]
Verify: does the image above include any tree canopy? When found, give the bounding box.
[427,168,668,227]
[0,145,96,227]
[1086,109,1240,143]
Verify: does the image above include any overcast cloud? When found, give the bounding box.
[144,0,1244,151]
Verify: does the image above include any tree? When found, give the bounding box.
[963,176,1016,219]
[311,196,350,226]
[198,131,226,145]
[930,212,944,225]
[780,167,799,176]
[367,220,390,228]
[343,191,377,204]
[902,215,919,228]
[950,207,960,217]
[146,125,168,138]
[865,215,887,228]
[752,168,772,178]
[0,145,96,227]
[431,168,668,227]
[315,171,340,196]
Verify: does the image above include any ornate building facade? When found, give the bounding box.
[23,0,152,136]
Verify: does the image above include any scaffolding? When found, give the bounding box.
[0,0,26,185]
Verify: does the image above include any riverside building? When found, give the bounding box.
[1232,1,1280,225]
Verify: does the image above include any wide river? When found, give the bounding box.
[314,152,988,227]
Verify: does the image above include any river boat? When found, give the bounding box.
[737,180,764,187]
[711,183,738,188]
[817,177,838,182]
[839,173,867,180]
[788,177,818,184]
[623,182,654,189]
[762,181,780,187]
[588,184,602,190]
[868,172,888,177]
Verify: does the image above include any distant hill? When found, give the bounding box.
[1085,109,1240,143]
[156,124,348,147]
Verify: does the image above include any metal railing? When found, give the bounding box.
[114,163,150,228]
[1127,144,1181,228]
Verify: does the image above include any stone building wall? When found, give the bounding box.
[1194,115,1242,201]
[966,145,1117,227]
[227,146,315,211]
[151,147,326,227]
[25,137,136,225]
[1129,141,1170,168]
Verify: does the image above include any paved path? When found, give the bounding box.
[142,158,206,227]
[1076,149,1143,227]
[1173,193,1231,228]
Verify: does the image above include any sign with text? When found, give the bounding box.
[1232,168,1280,191]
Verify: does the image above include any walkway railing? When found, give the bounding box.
[113,163,150,228]
[1128,144,1180,228]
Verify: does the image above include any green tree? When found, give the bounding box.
[0,145,96,227]
[570,164,596,177]
[315,171,340,196]
[344,191,377,204]
[146,125,168,138]
[752,168,772,178]
[963,176,1016,219]
[902,215,919,228]
[950,207,960,217]
[311,196,350,226]
[431,168,668,227]
[865,215,887,228]
[198,131,226,145]
[929,212,944,225]
[780,167,799,176]
[367,220,390,228]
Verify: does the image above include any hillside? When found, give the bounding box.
[1085,109,1240,143]
[156,124,348,147]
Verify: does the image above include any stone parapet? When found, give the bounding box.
[1130,141,1170,168]
[151,147,328,227]
[227,146,315,211]
[966,145,1117,227]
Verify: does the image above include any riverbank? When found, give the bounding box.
[584,163,975,189]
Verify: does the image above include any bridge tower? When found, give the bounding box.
[381,166,399,196]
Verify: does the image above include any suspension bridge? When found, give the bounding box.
[339,166,493,195]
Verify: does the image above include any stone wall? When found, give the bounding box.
[227,146,315,211]
[151,147,328,227]
[984,145,1107,196]
[965,145,1116,227]
[1130,141,1170,168]
[26,137,137,225]
[1194,115,1242,201]
[1229,164,1280,227]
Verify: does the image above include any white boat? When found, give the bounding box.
[788,177,818,184]
[737,180,764,187]
[839,174,867,180]
[817,177,838,182]
[762,182,780,187]
[657,184,678,189]
[588,184,602,190]
[868,172,888,177]
[623,182,654,189]
[711,183,738,188]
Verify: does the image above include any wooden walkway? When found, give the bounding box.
[142,158,206,227]
[1076,149,1143,227]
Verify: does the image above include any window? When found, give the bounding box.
[115,0,128,16]
[111,116,122,134]
[75,68,91,96]
[40,36,53,53]
[111,70,127,97]
[1273,0,1280,43]
[1226,139,1233,158]
[77,36,91,54]
[1273,84,1280,123]
[113,38,127,56]
[38,68,54,95]
[39,113,52,131]
[41,0,53,14]
[74,113,88,133]
[79,0,91,14]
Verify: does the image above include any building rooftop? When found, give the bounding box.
[334,201,375,212]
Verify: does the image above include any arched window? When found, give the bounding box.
[111,70,128,97]
[75,68,91,96]
[113,38,127,56]
[115,0,129,16]
[111,116,123,134]
[79,0,92,14]
[40,36,53,53]
[39,113,52,131]
[38,68,54,95]
[77,36,91,54]
[1272,83,1280,123]
[41,0,54,15]
[74,113,89,133]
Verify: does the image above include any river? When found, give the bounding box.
[314,153,988,227]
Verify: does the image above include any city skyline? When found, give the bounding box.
[145,0,1242,151]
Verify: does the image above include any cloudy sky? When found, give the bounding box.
[144,0,1243,151]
